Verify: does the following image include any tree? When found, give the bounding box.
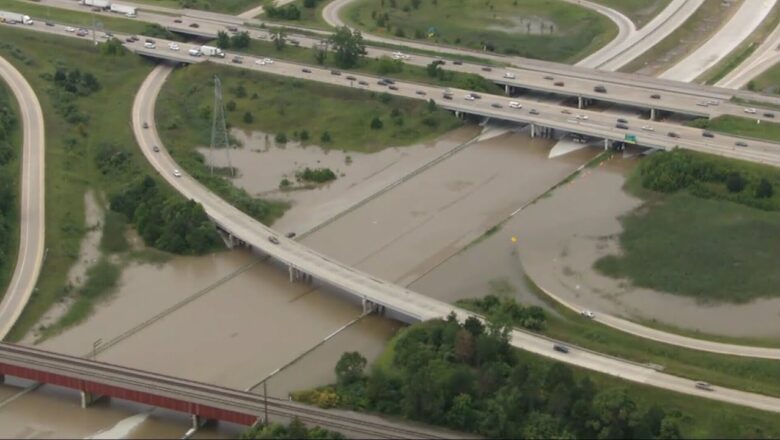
[370,117,383,129]
[464,316,484,337]
[453,329,475,364]
[335,352,367,385]
[231,31,251,49]
[303,0,317,7]
[271,28,287,51]
[216,30,230,49]
[445,393,477,431]
[587,388,638,439]
[328,26,366,68]
[726,171,745,193]
[226,100,237,112]
[313,44,328,65]
[243,111,254,123]
[755,178,774,198]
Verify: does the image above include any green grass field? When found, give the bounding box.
[0,80,21,304]
[257,0,333,29]
[156,62,462,153]
[595,176,780,303]
[620,0,739,73]
[0,26,159,341]
[747,61,780,95]
[590,0,672,28]
[687,115,780,143]
[342,0,617,63]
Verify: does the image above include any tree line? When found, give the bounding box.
[240,417,344,439]
[639,149,777,210]
[294,315,683,439]
[0,93,17,272]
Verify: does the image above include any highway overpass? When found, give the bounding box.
[25,0,780,122]
[0,342,451,439]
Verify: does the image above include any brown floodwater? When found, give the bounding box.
[4,128,596,438]
[203,127,480,234]
[511,153,780,338]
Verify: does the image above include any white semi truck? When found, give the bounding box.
[0,11,33,25]
[82,0,111,8]
[200,45,225,58]
[110,3,137,17]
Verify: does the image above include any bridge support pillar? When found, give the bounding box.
[650,107,656,120]
[578,96,583,109]
[530,123,535,138]
[604,138,609,150]
[362,298,386,316]
[505,84,511,95]
[0,374,4,384]
[191,414,213,430]
[80,391,104,408]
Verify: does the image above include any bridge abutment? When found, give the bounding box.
[80,390,106,408]
[362,298,385,315]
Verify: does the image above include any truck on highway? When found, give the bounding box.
[0,11,33,25]
[82,0,111,8]
[110,3,137,17]
[200,45,225,58]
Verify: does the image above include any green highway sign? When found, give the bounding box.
[624,134,637,144]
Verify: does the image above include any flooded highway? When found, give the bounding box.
[1,128,596,438]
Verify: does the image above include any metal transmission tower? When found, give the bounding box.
[209,75,235,177]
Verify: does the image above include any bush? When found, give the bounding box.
[296,167,337,183]
[243,111,253,123]
[370,117,383,130]
[726,172,745,193]
[275,132,288,144]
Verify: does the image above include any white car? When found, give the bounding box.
[503,72,516,79]
[641,125,655,132]
[144,42,156,49]
[391,51,409,60]
[172,169,182,178]
[65,26,76,33]
[168,42,180,51]
[263,58,274,64]
[576,114,588,120]
[744,107,757,114]
[508,101,522,109]
[580,310,595,319]
[464,94,476,101]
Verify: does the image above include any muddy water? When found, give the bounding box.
[512,154,780,338]
[4,129,596,438]
[203,127,480,234]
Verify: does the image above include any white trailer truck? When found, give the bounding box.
[82,0,112,8]
[110,3,137,17]
[0,11,33,25]
[200,45,225,58]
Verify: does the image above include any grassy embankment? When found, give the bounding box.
[686,115,780,142]
[595,149,780,305]
[129,0,265,14]
[745,61,780,95]
[459,280,780,398]
[0,28,153,340]
[257,0,333,29]
[156,62,463,155]
[0,80,21,302]
[620,0,741,74]
[698,3,780,85]
[343,0,617,63]
[590,0,672,29]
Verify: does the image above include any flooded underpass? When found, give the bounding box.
[1,127,599,438]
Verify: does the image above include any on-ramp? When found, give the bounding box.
[0,56,45,340]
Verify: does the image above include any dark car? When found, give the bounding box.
[735,141,748,147]
[125,37,134,42]
[617,118,628,124]
[330,69,341,76]
[189,23,200,28]
[142,122,149,129]
[145,38,155,44]
[345,75,356,81]
[285,232,296,238]
[231,57,243,64]
[174,19,183,23]
[616,123,629,130]
[544,75,554,80]
[491,103,502,109]
[481,66,492,72]
[389,85,399,91]
[471,93,482,99]
[415,90,427,96]
[453,60,463,65]
[668,132,679,138]
[302,68,312,73]
[529,109,539,115]
[268,236,280,245]
[702,131,715,138]
[358,80,369,86]
[45,21,54,27]
[554,81,564,87]
[764,112,775,118]
[152,145,160,152]
[382,78,395,85]
[650,94,661,99]
[227,26,238,32]
[377,80,388,86]
[594,85,607,93]
[443,93,453,100]
[553,344,570,354]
